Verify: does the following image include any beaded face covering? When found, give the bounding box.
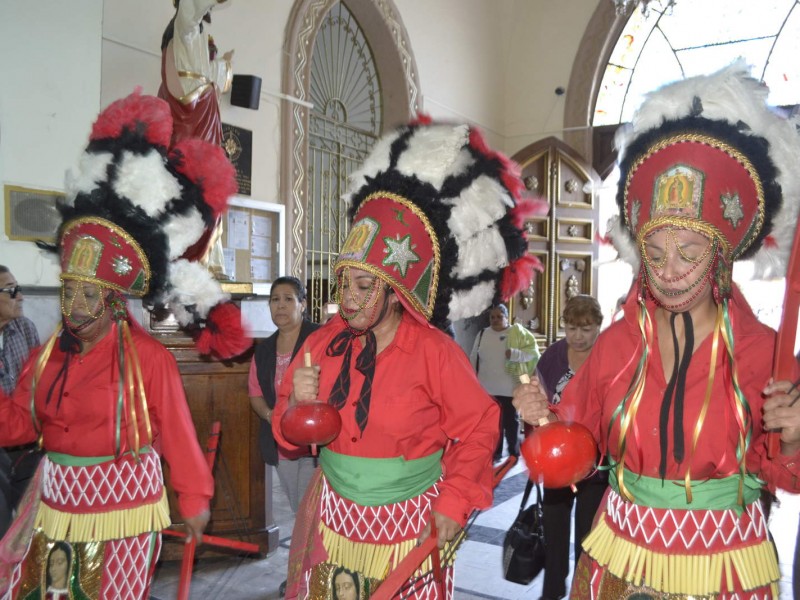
[640,228,720,310]
[60,281,108,342]
[335,267,391,334]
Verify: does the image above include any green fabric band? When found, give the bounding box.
[47,446,152,467]
[320,448,443,506]
[609,467,761,512]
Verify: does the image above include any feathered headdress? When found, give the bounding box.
[52,89,250,359]
[609,60,800,286]
[605,62,800,507]
[336,118,546,329]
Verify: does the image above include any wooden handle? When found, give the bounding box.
[304,347,319,457]
[518,373,549,427]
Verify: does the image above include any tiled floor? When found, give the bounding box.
[150,460,573,599]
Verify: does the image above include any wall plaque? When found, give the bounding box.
[222,123,253,196]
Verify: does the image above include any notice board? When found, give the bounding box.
[220,197,285,295]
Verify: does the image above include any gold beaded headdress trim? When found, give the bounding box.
[636,216,729,258]
[335,192,441,322]
[59,217,151,297]
[623,133,766,261]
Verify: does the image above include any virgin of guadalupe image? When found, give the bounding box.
[330,565,371,600]
[21,541,90,600]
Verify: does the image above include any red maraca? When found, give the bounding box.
[518,373,596,489]
[280,351,342,454]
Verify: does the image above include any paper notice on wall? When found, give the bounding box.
[240,298,276,335]
[223,247,236,277]
[251,257,270,281]
[228,209,250,250]
[252,215,271,238]
[251,235,271,258]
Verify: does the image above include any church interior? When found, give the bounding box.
[2,0,798,598]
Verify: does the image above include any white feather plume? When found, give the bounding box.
[163,209,206,259]
[606,215,640,271]
[66,152,114,199]
[444,176,511,240]
[451,227,508,279]
[166,259,228,325]
[343,129,401,207]
[113,150,182,218]
[396,124,472,190]
[448,281,496,321]
[627,60,768,138]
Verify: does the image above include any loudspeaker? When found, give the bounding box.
[4,185,64,242]
[231,75,262,110]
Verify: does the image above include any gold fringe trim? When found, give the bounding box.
[319,521,456,581]
[34,489,171,542]
[583,514,780,596]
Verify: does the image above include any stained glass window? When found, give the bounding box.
[594,0,800,125]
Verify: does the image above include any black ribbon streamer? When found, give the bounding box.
[326,328,377,434]
[658,311,693,478]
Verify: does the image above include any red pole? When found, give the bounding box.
[767,218,800,457]
[176,421,222,600]
[369,456,517,599]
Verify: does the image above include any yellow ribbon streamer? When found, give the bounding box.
[30,323,63,441]
[122,322,153,457]
[683,303,723,503]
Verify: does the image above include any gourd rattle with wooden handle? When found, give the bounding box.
[280,351,342,455]
[518,373,596,489]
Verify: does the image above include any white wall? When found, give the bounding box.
[0,0,104,286]
[397,0,513,148]
[0,0,608,299]
[394,0,597,156]
[100,0,291,205]
[503,0,597,155]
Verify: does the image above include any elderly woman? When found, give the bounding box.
[534,294,606,600]
[470,303,540,462]
[272,120,537,599]
[514,64,800,599]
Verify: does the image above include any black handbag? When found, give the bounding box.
[502,478,546,584]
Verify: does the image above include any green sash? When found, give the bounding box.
[609,467,761,512]
[47,446,153,467]
[320,448,443,506]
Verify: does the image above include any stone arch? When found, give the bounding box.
[563,1,627,170]
[280,0,422,278]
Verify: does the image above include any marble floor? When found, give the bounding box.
[150,459,573,600]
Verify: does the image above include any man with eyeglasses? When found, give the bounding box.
[0,264,40,537]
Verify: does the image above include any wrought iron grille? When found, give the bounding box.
[306,2,382,322]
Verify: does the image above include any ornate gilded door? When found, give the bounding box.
[511,137,600,346]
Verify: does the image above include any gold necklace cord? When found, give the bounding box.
[30,324,63,438]
[122,321,153,455]
[683,304,722,503]
[616,303,654,503]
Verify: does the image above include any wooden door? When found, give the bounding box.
[155,332,278,559]
[511,137,600,346]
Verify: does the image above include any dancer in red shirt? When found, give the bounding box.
[274,120,543,599]
[514,62,800,599]
[0,90,247,599]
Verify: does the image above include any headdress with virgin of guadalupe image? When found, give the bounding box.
[34,90,250,457]
[604,61,800,503]
[329,116,546,433]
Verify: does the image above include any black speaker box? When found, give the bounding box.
[231,74,262,110]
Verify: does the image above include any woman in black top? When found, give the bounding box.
[248,276,320,512]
